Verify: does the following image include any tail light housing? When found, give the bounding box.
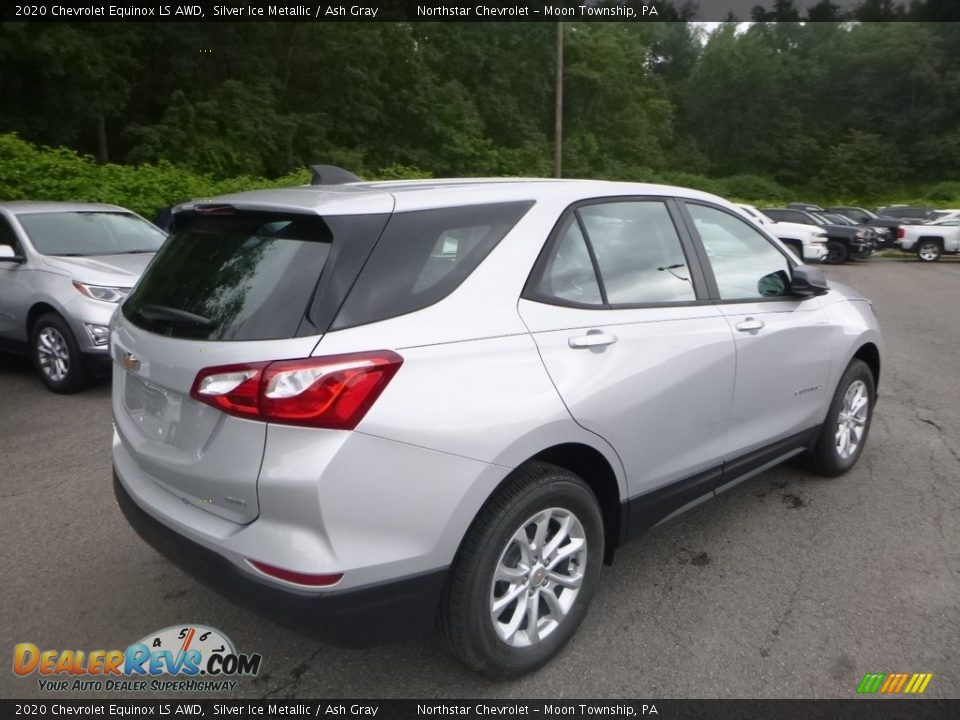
[897,227,905,238]
[190,351,403,430]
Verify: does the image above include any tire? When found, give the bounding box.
[30,313,91,393]
[438,462,604,678]
[824,240,848,265]
[916,239,942,262]
[804,359,875,477]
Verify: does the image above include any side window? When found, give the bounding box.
[578,201,695,304]
[527,215,602,306]
[332,201,534,330]
[687,204,793,301]
[0,216,21,253]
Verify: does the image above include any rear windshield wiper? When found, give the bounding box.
[138,304,216,328]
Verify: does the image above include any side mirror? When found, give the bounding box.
[0,244,24,263]
[791,265,829,297]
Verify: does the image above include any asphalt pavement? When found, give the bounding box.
[1,258,958,699]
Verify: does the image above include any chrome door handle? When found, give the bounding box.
[568,331,618,349]
[735,318,765,332]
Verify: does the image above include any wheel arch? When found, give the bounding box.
[490,442,624,565]
[26,301,65,336]
[853,342,881,389]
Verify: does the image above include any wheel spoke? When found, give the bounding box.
[546,537,585,570]
[530,510,551,556]
[525,590,541,643]
[540,587,567,621]
[491,582,527,618]
[494,564,528,585]
[542,514,572,561]
[508,527,534,565]
[547,568,583,589]
[497,591,528,642]
[836,427,848,455]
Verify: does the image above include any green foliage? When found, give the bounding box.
[0,133,296,218]
[2,16,960,208]
[717,175,791,202]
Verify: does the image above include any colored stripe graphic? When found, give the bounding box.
[858,672,932,694]
[857,673,885,693]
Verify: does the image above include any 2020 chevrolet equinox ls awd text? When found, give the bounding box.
[112,178,881,677]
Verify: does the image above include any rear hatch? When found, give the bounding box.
[113,205,390,524]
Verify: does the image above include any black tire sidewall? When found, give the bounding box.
[457,473,604,676]
[30,313,87,393]
[826,240,848,264]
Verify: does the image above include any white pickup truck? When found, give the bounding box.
[897,218,960,262]
[737,204,829,263]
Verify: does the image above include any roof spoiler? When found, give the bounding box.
[309,165,363,186]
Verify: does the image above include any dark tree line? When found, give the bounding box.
[1,2,959,201]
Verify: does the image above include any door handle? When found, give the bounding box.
[568,331,618,349]
[735,317,765,332]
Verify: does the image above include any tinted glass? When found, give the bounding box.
[17,212,165,256]
[579,201,695,304]
[688,204,792,301]
[527,215,602,306]
[0,216,20,253]
[333,201,533,329]
[124,212,338,341]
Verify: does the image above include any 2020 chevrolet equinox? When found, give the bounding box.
[112,178,881,676]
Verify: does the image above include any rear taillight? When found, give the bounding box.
[189,351,403,430]
[897,227,905,238]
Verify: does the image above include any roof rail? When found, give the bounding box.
[309,165,363,186]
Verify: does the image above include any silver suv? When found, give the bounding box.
[0,202,165,392]
[112,179,882,677]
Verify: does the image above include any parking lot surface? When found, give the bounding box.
[1,258,958,699]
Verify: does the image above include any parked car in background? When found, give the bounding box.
[820,213,885,248]
[787,203,825,212]
[826,206,899,248]
[875,206,936,223]
[0,202,166,392]
[737,204,828,262]
[762,208,874,264]
[111,177,882,677]
[897,217,960,261]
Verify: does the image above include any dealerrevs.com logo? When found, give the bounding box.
[13,625,262,692]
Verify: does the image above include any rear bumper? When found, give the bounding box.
[114,470,448,647]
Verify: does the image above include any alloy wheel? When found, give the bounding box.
[835,379,869,460]
[489,507,587,648]
[36,326,70,382]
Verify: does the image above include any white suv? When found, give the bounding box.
[113,178,881,676]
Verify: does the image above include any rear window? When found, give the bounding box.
[123,211,384,341]
[331,201,533,330]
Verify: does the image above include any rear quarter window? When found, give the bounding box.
[331,201,533,330]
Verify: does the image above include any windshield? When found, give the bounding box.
[17,212,166,256]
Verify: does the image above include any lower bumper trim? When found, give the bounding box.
[113,470,448,648]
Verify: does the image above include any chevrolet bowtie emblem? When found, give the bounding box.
[121,352,141,372]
